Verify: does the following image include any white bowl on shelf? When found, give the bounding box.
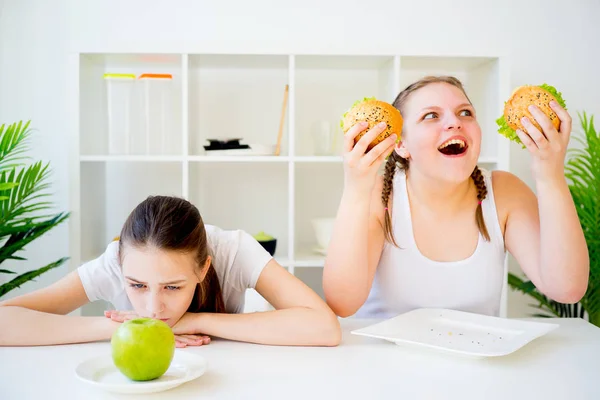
[311,217,335,250]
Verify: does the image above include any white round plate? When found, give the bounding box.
[75,351,208,394]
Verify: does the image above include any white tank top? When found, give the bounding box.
[356,168,507,318]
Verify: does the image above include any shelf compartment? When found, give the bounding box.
[294,162,343,259]
[188,54,290,157]
[79,54,183,157]
[294,267,326,300]
[294,55,399,157]
[188,162,290,260]
[79,161,183,263]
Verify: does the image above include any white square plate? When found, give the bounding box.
[351,308,559,357]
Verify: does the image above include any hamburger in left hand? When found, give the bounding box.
[496,83,567,147]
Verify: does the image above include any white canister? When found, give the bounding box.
[104,73,136,155]
[138,73,174,155]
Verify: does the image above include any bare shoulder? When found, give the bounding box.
[491,170,536,200]
[491,170,537,231]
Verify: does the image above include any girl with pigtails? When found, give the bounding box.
[323,76,589,319]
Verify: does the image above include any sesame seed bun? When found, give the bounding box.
[341,98,403,151]
[503,85,561,134]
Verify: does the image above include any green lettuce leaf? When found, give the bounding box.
[496,84,567,148]
[539,84,567,109]
[340,96,377,129]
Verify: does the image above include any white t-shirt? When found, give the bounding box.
[77,225,273,314]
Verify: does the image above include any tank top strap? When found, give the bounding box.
[479,168,505,250]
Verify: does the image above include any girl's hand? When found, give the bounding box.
[172,313,211,347]
[104,310,210,348]
[516,101,572,184]
[172,334,210,348]
[104,310,138,322]
[343,122,397,193]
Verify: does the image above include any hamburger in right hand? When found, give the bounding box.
[340,97,403,151]
[496,83,567,148]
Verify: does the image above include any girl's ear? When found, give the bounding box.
[198,255,211,282]
[395,140,410,160]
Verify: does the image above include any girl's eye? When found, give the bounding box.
[129,283,145,289]
[423,112,437,120]
[165,286,180,291]
[460,109,472,117]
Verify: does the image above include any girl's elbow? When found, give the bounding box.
[332,305,357,319]
[317,310,342,347]
[323,283,367,318]
[323,316,342,347]
[549,278,588,304]
[559,282,588,304]
[325,297,361,318]
[562,259,590,303]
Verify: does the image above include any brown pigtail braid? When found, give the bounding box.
[382,152,400,247]
[471,166,490,242]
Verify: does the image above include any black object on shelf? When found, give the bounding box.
[257,239,277,256]
[204,138,250,151]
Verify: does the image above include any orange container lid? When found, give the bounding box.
[138,73,173,79]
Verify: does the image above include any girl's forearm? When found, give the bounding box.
[323,189,372,313]
[536,178,589,302]
[191,308,341,347]
[0,306,120,346]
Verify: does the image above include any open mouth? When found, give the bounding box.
[438,139,467,156]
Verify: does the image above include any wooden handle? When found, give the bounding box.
[275,84,289,156]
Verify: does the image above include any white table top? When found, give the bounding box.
[1,317,598,400]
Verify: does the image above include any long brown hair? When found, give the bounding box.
[382,76,490,247]
[118,195,226,313]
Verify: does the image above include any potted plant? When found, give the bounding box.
[0,121,70,298]
[508,112,599,326]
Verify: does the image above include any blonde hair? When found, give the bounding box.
[382,76,490,247]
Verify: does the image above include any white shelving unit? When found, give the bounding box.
[69,52,510,315]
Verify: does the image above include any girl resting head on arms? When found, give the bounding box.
[1,195,341,347]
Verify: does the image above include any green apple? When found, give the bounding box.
[111,318,175,381]
[253,231,274,241]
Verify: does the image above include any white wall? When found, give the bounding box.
[0,0,71,296]
[1,0,598,317]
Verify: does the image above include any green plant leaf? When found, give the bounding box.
[0,120,71,298]
[0,161,56,228]
[0,269,16,274]
[511,110,600,326]
[507,273,562,317]
[0,182,17,191]
[0,257,68,298]
[0,121,32,173]
[567,113,600,324]
[0,212,69,264]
